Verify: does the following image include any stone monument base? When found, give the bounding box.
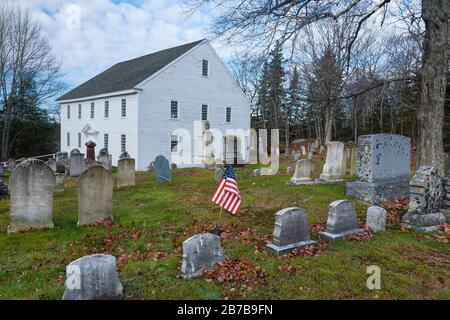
[319,228,363,241]
[7,221,54,234]
[314,177,345,184]
[265,240,317,256]
[346,181,409,205]
[401,212,445,232]
[286,178,314,185]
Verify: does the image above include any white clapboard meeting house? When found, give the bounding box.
[57,39,251,170]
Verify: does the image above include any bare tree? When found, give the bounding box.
[0,4,64,159]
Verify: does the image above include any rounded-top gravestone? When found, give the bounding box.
[77,166,114,226]
[70,148,85,177]
[8,159,55,233]
[154,155,171,183]
[117,152,135,188]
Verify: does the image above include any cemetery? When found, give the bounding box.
[0,144,448,300]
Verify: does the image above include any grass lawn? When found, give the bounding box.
[0,160,448,300]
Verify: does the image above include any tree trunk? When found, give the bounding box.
[324,103,333,144]
[416,0,450,175]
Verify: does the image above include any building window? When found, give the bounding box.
[104,101,109,118]
[170,100,179,119]
[78,104,82,119]
[121,134,126,152]
[78,133,82,148]
[104,133,109,150]
[202,59,209,77]
[201,104,208,121]
[171,135,178,152]
[67,105,71,119]
[226,107,232,123]
[121,99,126,118]
[90,102,95,119]
[66,132,70,147]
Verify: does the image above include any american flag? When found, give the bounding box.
[211,165,241,215]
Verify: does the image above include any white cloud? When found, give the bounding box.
[14,0,212,88]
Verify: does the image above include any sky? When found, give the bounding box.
[15,0,224,91]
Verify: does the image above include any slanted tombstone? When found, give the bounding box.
[319,200,363,241]
[316,141,346,183]
[346,134,410,205]
[154,155,171,183]
[77,166,114,226]
[97,148,112,171]
[54,173,65,192]
[181,233,225,279]
[85,141,97,161]
[366,206,387,232]
[117,152,135,188]
[69,149,85,177]
[402,167,445,231]
[45,158,57,172]
[287,160,313,185]
[62,254,123,300]
[266,208,316,255]
[214,166,224,184]
[7,159,55,233]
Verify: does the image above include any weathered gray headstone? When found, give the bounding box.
[181,233,225,279]
[8,158,16,170]
[154,155,171,183]
[97,148,112,171]
[45,159,57,172]
[147,161,155,172]
[317,141,346,182]
[366,206,387,232]
[253,168,261,176]
[266,208,316,255]
[214,166,224,184]
[319,200,363,241]
[117,156,135,188]
[119,151,130,159]
[54,173,65,192]
[402,167,445,231]
[62,254,123,300]
[286,166,294,175]
[346,134,411,205]
[78,166,114,226]
[287,159,313,185]
[69,149,85,177]
[7,159,55,233]
[85,159,102,170]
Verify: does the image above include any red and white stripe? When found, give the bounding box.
[211,178,241,215]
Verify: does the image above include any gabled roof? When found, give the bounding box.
[57,39,205,101]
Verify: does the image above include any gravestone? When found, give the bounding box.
[0,180,8,197]
[85,141,96,161]
[148,161,155,172]
[402,167,445,231]
[286,166,294,175]
[62,254,123,300]
[442,176,450,222]
[349,143,358,176]
[45,159,57,172]
[119,151,130,159]
[293,152,300,162]
[154,155,171,183]
[0,164,3,177]
[181,233,225,279]
[346,134,410,205]
[316,141,346,182]
[266,208,316,255]
[56,152,68,173]
[117,153,135,188]
[7,159,55,233]
[366,206,387,232]
[287,160,313,185]
[97,148,112,171]
[69,149,85,177]
[85,159,102,170]
[319,200,363,241]
[214,166,224,184]
[8,158,16,170]
[78,166,114,226]
[253,168,261,176]
[54,173,65,192]
[301,146,307,156]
